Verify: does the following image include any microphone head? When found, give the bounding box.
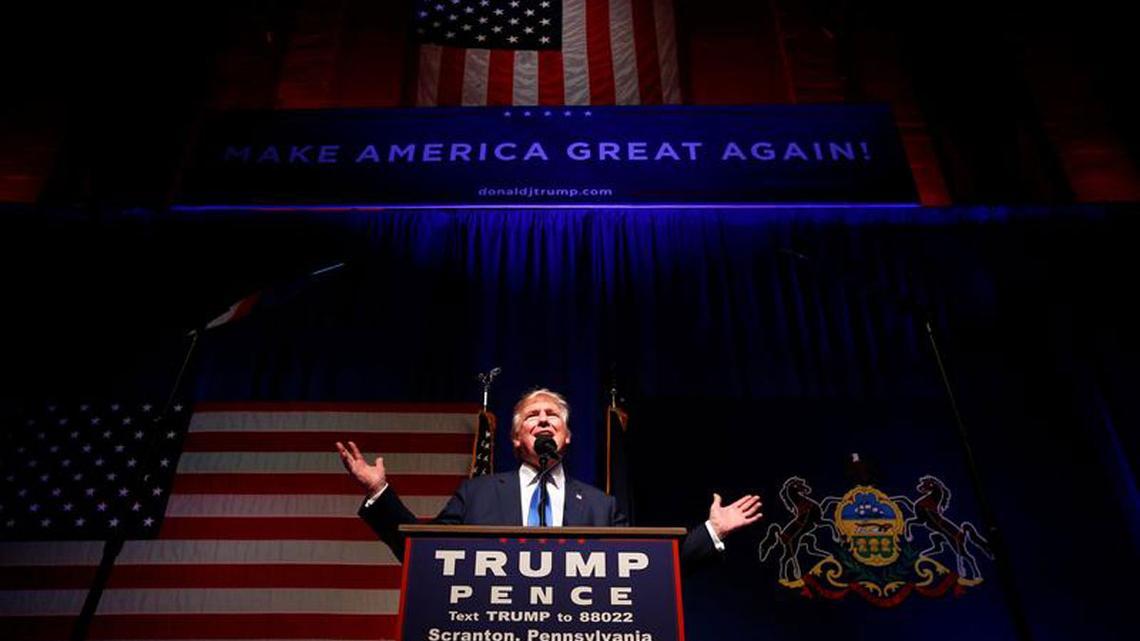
[534,434,559,460]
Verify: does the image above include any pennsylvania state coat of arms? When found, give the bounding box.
[759,475,993,607]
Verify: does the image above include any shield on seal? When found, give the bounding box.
[833,486,906,567]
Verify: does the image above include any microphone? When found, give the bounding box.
[534,434,560,471]
[532,434,560,527]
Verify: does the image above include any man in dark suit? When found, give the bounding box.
[336,388,762,564]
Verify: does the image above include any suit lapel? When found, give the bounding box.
[563,478,586,526]
[498,471,523,526]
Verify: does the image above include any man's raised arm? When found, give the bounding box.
[335,440,387,497]
[336,440,418,557]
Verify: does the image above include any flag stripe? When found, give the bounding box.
[1,614,397,640]
[585,0,616,104]
[189,408,478,432]
[0,542,104,565]
[417,44,442,107]
[512,50,539,105]
[0,590,87,615]
[0,564,405,590]
[538,51,565,105]
[106,588,399,614]
[0,588,398,616]
[170,473,465,495]
[609,0,640,105]
[562,0,591,105]
[0,541,399,566]
[437,46,467,106]
[487,50,515,105]
[158,517,380,541]
[164,495,447,518]
[461,49,490,105]
[630,0,662,104]
[175,452,470,475]
[183,431,473,453]
[1,566,97,589]
[194,402,479,414]
[653,0,679,104]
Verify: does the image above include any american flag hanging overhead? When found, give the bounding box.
[413,0,680,106]
[0,402,476,641]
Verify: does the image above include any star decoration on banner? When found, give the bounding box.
[0,401,191,540]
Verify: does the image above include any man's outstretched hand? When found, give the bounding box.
[708,493,763,539]
[335,440,387,496]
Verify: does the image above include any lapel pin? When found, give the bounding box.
[575,493,583,500]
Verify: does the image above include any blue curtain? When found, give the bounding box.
[4,204,1136,640]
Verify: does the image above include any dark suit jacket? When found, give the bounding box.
[359,471,718,570]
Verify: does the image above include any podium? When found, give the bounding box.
[396,525,688,641]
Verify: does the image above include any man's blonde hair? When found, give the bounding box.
[511,388,571,441]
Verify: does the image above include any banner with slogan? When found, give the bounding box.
[176,106,918,207]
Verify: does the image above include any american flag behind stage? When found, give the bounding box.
[0,402,477,641]
[413,0,680,106]
[1,402,191,541]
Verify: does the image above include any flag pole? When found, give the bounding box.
[606,385,616,494]
[780,247,1033,640]
[165,329,200,417]
[603,375,633,521]
[69,536,124,641]
[71,260,348,641]
[71,328,201,641]
[924,320,1034,641]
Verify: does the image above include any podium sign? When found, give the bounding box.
[398,528,685,641]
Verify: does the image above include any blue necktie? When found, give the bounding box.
[527,477,553,526]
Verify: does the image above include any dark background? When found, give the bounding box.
[1,1,1138,640]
